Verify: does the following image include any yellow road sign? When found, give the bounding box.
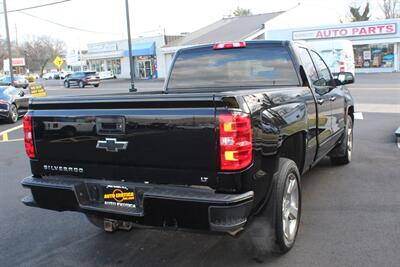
[53,56,64,69]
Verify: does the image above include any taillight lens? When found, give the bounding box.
[23,114,35,159]
[219,113,252,171]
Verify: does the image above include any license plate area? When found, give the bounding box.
[102,184,137,209]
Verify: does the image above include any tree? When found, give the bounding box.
[381,0,400,18]
[0,38,7,71]
[233,7,252,17]
[21,36,65,75]
[0,37,24,72]
[0,35,65,75]
[349,2,371,21]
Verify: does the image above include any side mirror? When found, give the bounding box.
[335,72,355,85]
[315,86,331,95]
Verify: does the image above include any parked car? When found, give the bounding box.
[63,71,100,88]
[60,70,73,79]
[25,74,36,83]
[0,75,29,89]
[0,86,29,123]
[42,72,57,80]
[21,41,354,253]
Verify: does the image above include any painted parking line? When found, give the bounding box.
[354,112,363,120]
[0,124,23,142]
[0,138,24,143]
[356,104,400,114]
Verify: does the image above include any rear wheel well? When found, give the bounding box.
[278,132,305,174]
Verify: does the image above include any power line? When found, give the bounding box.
[0,0,71,14]
[19,11,120,35]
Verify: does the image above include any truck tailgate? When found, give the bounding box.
[30,94,219,185]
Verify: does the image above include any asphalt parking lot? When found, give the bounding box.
[0,74,399,266]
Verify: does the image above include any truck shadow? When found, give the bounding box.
[60,227,282,267]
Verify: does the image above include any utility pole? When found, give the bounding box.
[15,23,18,47]
[125,0,137,92]
[3,0,14,83]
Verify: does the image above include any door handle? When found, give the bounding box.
[317,98,325,105]
[329,96,337,102]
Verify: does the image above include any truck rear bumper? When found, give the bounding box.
[21,176,254,233]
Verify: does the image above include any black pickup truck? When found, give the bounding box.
[21,41,354,253]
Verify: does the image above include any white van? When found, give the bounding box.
[308,39,355,76]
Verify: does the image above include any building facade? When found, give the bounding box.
[266,19,400,73]
[65,50,87,72]
[83,35,168,79]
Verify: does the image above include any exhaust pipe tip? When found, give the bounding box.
[104,219,118,232]
[103,218,133,232]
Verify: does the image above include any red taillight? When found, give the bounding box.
[23,114,35,159]
[213,41,246,50]
[219,113,252,171]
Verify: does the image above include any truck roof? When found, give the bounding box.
[177,40,292,53]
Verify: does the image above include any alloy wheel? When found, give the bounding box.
[347,122,353,161]
[282,173,299,244]
[10,105,18,122]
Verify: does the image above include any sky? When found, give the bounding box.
[0,0,389,51]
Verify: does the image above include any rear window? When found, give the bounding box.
[167,45,299,90]
[84,72,96,76]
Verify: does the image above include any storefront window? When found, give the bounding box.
[89,59,104,72]
[89,59,121,75]
[353,43,394,68]
[106,59,121,75]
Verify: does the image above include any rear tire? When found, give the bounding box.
[79,81,85,88]
[64,81,70,88]
[94,84,99,88]
[274,158,301,253]
[7,104,18,123]
[330,115,353,165]
[245,158,301,255]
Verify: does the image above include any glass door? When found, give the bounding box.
[145,61,152,79]
[138,61,146,79]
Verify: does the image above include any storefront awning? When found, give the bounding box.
[83,50,124,60]
[124,42,156,57]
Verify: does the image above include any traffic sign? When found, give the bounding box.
[53,56,64,69]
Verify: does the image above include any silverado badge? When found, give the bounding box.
[96,138,128,152]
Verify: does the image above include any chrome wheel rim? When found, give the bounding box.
[347,122,353,161]
[11,106,17,122]
[282,173,299,244]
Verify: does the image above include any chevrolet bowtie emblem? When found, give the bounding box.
[96,138,128,152]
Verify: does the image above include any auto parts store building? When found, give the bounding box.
[266,19,400,73]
